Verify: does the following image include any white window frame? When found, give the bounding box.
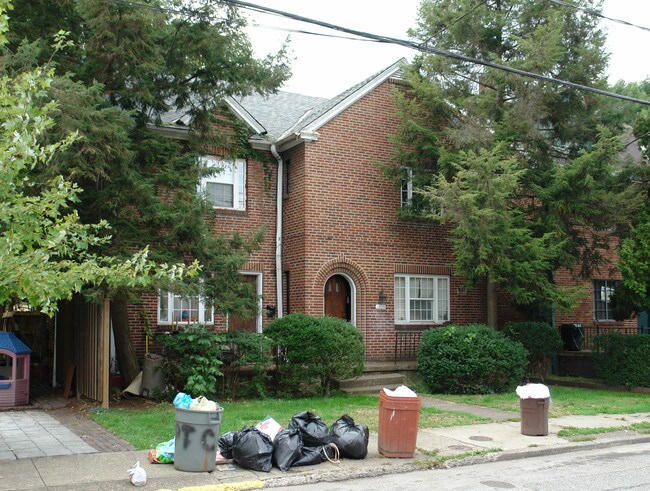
[401,167,414,208]
[158,291,214,325]
[394,274,450,324]
[199,156,246,210]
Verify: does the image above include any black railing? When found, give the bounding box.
[584,325,644,351]
[394,330,424,362]
[561,323,647,351]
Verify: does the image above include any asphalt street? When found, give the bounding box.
[270,440,650,490]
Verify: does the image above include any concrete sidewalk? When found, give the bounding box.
[2,401,650,491]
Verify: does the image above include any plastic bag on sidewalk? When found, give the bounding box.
[272,428,303,471]
[329,414,369,459]
[232,427,274,472]
[127,461,147,487]
[147,437,175,464]
[288,411,329,447]
[292,443,339,467]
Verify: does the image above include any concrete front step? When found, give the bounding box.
[337,372,406,393]
[340,384,399,395]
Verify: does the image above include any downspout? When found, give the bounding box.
[271,144,284,318]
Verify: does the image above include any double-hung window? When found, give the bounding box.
[401,168,414,208]
[199,156,246,210]
[158,292,214,325]
[394,275,449,324]
[400,167,441,215]
[594,280,617,321]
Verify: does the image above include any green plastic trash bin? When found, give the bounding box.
[174,406,223,472]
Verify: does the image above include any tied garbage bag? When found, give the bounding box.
[288,411,329,447]
[329,414,369,459]
[127,461,147,487]
[292,443,339,467]
[218,430,239,459]
[516,383,551,399]
[272,429,303,471]
[232,427,274,472]
[173,392,192,409]
[189,395,219,411]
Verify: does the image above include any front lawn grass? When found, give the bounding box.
[429,385,650,418]
[88,392,488,450]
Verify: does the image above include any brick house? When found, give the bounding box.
[127,58,636,364]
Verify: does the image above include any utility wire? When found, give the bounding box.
[548,0,650,33]
[224,0,650,106]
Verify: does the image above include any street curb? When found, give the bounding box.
[262,432,650,488]
[439,432,650,468]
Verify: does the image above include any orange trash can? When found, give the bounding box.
[378,389,422,458]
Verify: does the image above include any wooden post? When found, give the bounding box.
[100,297,110,409]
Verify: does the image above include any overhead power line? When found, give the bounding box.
[224,0,650,106]
[548,0,650,34]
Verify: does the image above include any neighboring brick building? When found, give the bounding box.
[129,59,635,363]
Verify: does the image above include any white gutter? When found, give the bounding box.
[270,144,284,318]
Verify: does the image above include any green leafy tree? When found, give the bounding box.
[391,0,636,325]
[6,0,291,383]
[0,3,193,316]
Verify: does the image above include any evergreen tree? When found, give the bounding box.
[4,0,291,382]
[392,0,637,326]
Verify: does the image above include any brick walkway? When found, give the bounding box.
[49,407,135,452]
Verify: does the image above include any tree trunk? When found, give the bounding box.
[110,294,140,386]
[486,273,498,328]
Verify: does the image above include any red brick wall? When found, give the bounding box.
[279,81,487,360]
[127,150,279,362]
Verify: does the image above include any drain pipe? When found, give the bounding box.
[271,144,284,318]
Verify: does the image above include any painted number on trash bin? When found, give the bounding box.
[176,423,216,451]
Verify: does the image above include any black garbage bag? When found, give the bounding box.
[232,427,274,472]
[292,445,326,467]
[292,443,339,467]
[329,414,369,459]
[272,429,303,471]
[288,411,329,447]
[218,430,239,459]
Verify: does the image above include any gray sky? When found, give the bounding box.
[245,0,650,98]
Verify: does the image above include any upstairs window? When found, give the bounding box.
[158,292,214,325]
[199,156,246,210]
[400,167,442,216]
[594,280,617,321]
[395,275,449,324]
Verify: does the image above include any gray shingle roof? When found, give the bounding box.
[154,58,406,144]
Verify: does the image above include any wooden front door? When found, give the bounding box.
[229,275,258,333]
[324,275,351,321]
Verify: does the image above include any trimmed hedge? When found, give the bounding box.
[501,321,563,378]
[417,324,527,394]
[594,334,650,387]
[265,313,364,396]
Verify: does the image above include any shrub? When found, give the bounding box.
[265,313,364,396]
[221,330,273,399]
[594,334,650,387]
[417,324,527,394]
[156,324,227,400]
[501,321,563,378]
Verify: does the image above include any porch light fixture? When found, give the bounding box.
[378,289,386,305]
